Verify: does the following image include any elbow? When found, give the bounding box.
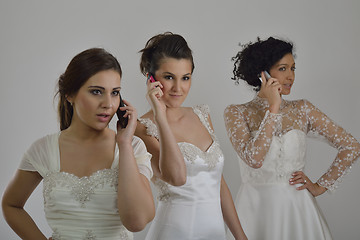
[124,221,147,232]
[160,168,187,186]
[164,174,186,186]
[171,178,186,186]
[124,221,146,232]
[1,195,12,221]
[250,162,263,169]
[119,199,155,232]
[355,141,360,158]
[1,198,22,225]
[1,200,8,221]
[122,214,154,232]
[245,157,263,169]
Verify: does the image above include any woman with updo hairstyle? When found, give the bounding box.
[2,48,155,240]
[224,37,360,240]
[135,32,247,240]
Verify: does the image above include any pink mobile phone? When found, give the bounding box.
[147,74,156,83]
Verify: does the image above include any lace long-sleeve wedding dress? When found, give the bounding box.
[224,95,360,240]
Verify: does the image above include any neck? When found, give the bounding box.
[64,122,110,142]
[165,106,186,122]
[257,92,282,99]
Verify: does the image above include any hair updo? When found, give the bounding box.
[232,37,294,91]
[139,32,194,76]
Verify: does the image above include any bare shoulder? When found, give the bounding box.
[184,106,195,114]
[139,110,154,120]
[184,106,202,121]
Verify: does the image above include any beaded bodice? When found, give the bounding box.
[42,166,132,240]
[18,134,152,240]
[224,95,360,191]
[43,169,118,208]
[138,104,224,202]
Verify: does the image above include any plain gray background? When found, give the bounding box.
[1,0,359,239]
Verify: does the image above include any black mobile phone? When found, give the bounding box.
[116,94,128,128]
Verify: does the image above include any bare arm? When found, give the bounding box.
[220,176,247,240]
[135,80,186,186]
[2,170,48,239]
[116,100,155,232]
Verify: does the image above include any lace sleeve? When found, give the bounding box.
[224,104,282,168]
[304,100,360,191]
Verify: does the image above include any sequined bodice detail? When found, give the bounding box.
[138,105,224,202]
[224,96,360,191]
[43,169,132,240]
[43,169,118,207]
[178,140,222,170]
[18,133,153,240]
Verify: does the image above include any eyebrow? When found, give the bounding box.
[276,63,295,67]
[88,86,121,90]
[162,72,192,76]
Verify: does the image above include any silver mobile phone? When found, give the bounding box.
[258,71,271,83]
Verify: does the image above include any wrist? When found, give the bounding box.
[116,138,133,148]
[154,113,168,125]
[314,182,327,196]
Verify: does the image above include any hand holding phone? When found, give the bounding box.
[116,94,128,128]
[258,71,271,83]
[147,73,156,83]
[147,73,162,92]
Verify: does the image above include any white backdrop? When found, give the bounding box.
[1,0,359,239]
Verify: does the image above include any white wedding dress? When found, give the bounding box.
[19,133,153,240]
[139,104,227,240]
[224,95,360,240]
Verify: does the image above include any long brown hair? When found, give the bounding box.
[55,48,122,130]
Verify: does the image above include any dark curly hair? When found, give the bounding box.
[232,37,294,91]
[139,32,194,76]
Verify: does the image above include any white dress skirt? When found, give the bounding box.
[227,130,333,240]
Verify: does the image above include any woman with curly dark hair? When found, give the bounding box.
[224,37,360,240]
[136,32,247,240]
